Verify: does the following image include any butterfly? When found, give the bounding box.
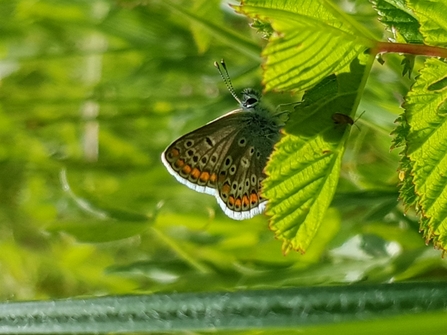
[161,60,283,220]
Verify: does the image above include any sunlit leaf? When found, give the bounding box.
[264,58,373,253]
[401,58,447,250]
[372,0,423,43]
[237,0,376,92]
[407,0,447,46]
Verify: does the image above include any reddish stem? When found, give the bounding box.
[372,42,447,58]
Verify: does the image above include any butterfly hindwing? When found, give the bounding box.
[215,111,280,219]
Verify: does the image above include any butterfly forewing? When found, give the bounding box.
[162,109,248,196]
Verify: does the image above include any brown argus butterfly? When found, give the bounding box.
[161,60,283,220]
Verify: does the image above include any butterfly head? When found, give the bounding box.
[240,88,261,109]
[215,60,262,110]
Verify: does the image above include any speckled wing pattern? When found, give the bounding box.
[162,107,281,220]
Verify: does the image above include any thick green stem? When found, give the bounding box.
[0,283,446,334]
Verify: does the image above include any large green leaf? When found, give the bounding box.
[237,0,377,92]
[264,58,373,253]
[399,58,447,249]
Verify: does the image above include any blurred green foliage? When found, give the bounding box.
[0,0,445,304]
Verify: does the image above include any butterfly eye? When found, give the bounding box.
[246,98,258,106]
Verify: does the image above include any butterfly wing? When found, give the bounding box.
[214,111,280,219]
[162,109,280,220]
[162,109,247,196]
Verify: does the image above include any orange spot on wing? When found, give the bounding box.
[199,171,210,182]
[242,195,250,207]
[234,198,242,209]
[210,173,217,183]
[191,168,201,179]
[181,164,192,174]
[171,148,180,157]
[228,196,235,206]
[221,183,231,195]
[250,192,258,205]
[175,159,185,168]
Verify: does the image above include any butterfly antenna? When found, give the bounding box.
[214,59,241,104]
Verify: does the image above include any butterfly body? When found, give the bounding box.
[162,87,282,220]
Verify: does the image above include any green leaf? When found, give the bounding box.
[237,0,376,92]
[372,0,424,44]
[406,0,447,46]
[264,58,373,253]
[401,58,447,250]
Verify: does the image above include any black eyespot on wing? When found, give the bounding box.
[238,138,246,147]
[251,174,257,186]
[205,137,214,147]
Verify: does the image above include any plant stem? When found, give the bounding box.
[0,283,447,334]
[372,42,447,58]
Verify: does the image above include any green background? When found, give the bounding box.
[0,0,445,304]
